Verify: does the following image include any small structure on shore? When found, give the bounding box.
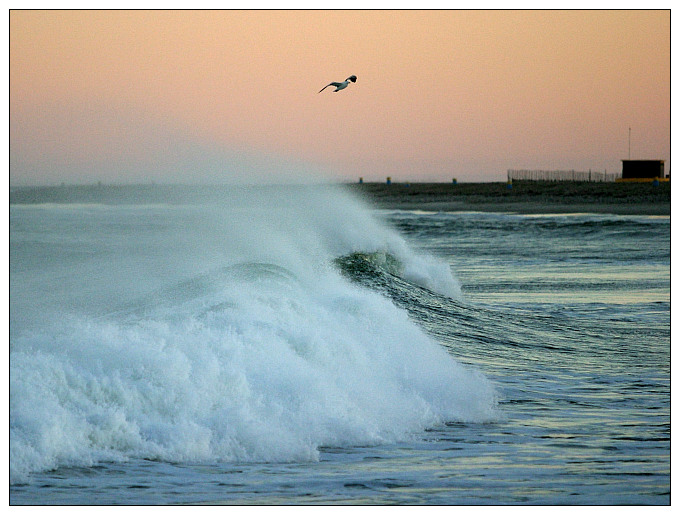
[620,160,666,181]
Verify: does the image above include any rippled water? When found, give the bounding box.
[9,188,670,505]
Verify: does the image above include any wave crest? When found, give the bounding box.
[11,186,490,483]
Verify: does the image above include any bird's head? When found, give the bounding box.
[347,75,357,83]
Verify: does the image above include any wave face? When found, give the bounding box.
[10,185,494,484]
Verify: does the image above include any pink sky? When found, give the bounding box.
[10,10,670,184]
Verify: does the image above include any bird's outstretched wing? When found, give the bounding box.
[318,82,341,93]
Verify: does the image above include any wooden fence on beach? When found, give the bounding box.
[508,169,621,182]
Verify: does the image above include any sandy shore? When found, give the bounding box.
[345,182,671,216]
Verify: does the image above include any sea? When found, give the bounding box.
[9,184,670,505]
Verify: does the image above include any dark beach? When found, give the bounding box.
[346,181,671,216]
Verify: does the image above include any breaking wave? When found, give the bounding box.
[10,185,495,484]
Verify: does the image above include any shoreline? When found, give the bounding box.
[366,200,670,216]
[346,182,670,216]
[9,182,671,216]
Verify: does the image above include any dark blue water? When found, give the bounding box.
[9,187,670,505]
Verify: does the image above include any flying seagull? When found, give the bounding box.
[318,75,357,93]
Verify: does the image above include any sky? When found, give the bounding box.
[9,9,671,185]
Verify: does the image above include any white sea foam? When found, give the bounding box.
[10,185,492,483]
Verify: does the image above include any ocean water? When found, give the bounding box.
[9,185,670,505]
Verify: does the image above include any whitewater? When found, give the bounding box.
[9,184,669,504]
[9,185,495,485]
